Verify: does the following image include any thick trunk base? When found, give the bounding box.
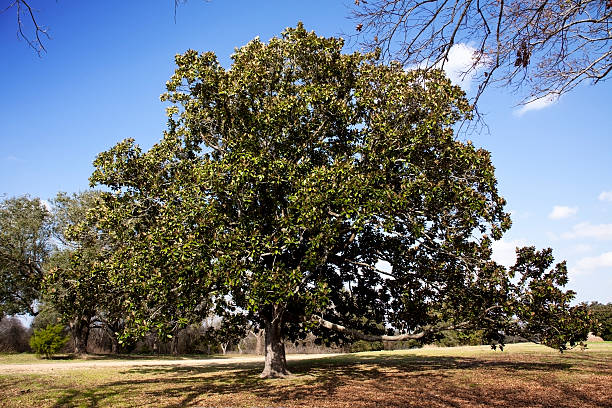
[260,317,290,378]
[71,317,90,355]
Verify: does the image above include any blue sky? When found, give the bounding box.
[1,0,610,303]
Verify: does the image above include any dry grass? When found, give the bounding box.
[1,342,610,407]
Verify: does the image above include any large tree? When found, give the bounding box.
[86,24,589,378]
[0,196,53,317]
[352,0,612,105]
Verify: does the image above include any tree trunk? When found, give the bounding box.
[110,335,119,354]
[71,316,90,355]
[170,334,179,355]
[260,309,290,378]
[255,329,265,355]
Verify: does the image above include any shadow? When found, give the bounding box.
[70,352,233,361]
[48,355,76,360]
[43,351,612,408]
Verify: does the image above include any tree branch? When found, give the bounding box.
[315,315,470,341]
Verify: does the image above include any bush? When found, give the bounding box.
[434,330,485,347]
[29,324,69,358]
[349,340,384,353]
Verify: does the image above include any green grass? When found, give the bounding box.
[1,342,611,407]
[0,352,234,365]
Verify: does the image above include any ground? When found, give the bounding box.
[0,342,610,407]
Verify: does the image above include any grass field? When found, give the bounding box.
[1,342,610,407]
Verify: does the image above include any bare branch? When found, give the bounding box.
[352,0,612,105]
[315,315,470,341]
[3,0,51,56]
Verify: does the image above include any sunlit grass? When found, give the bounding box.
[1,342,610,407]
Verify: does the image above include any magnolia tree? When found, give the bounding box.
[85,24,590,378]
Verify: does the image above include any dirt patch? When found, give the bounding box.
[0,353,340,374]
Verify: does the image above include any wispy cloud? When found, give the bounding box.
[4,155,25,162]
[548,205,578,220]
[562,222,612,240]
[599,191,612,202]
[491,238,526,267]
[515,93,559,116]
[575,252,612,270]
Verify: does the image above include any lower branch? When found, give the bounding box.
[315,316,470,341]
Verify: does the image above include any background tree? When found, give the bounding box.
[352,0,612,105]
[587,302,612,340]
[0,316,31,352]
[87,24,590,378]
[43,191,114,354]
[0,196,53,317]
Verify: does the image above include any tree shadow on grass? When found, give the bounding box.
[73,353,233,361]
[49,353,611,408]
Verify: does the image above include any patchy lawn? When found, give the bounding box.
[1,343,610,407]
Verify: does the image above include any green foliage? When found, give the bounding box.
[587,302,612,341]
[434,330,485,347]
[349,340,384,353]
[42,191,120,353]
[507,247,592,351]
[83,24,589,357]
[0,196,54,317]
[29,324,69,358]
[31,302,63,330]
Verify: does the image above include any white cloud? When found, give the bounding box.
[575,252,612,270]
[562,222,612,240]
[515,93,559,116]
[40,199,52,212]
[491,238,526,267]
[409,43,487,90]
[599,191,612,202]
[437,43,486,91]
[548,205,578,220]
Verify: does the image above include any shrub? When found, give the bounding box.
[29,324,69,358]
[432,329,486,347]
[349,340,384,353]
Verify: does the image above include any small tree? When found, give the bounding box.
[29,324,69,358]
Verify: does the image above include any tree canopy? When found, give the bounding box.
[84,24,590,378]
[0,196,53,317]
